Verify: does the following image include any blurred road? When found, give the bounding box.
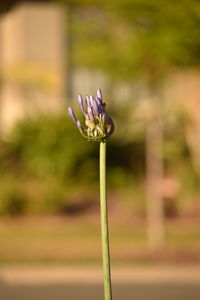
[0,266,200,300]
[1,283,200,300]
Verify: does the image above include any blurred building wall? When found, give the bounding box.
[0,1,66,134]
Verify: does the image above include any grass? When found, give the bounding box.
[0,215,199,265]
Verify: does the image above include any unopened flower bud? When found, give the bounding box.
[68,89,114,141]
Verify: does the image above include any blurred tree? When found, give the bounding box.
[59,0,200,249]
[60,0,200,83]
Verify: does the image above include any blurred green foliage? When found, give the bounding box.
[8,115,96,180]
[0,115,97,215]
[0,113,143,215]
[67,0,200,83]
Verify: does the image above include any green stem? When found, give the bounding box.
[100,141,112,300]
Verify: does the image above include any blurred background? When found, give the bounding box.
[0,0,200,299]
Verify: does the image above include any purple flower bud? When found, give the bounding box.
[78,94,85,114]
[85,96,90,108]
[93,99,100,116]
[90,96,99,116]
[97,88,103,103]
[68,107,77,124]
[88,106,94,121]
[77,120,82,131]
[68,89,114,141]
[89,95,94,105]
[96,98,104,113]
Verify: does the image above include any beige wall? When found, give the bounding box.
[0,2,66,134]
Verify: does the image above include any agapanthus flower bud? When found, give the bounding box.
[97,88,103,103]
[68,89,114,141]
[78,94,85,114]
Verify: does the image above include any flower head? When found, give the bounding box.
[68,89,114,141]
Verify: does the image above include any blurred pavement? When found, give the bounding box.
[1,266,200,300]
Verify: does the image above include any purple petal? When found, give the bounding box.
[78,94,85,114]
[68,107,77,123]
[97,88,103,103]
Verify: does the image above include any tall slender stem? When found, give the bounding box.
[100,141,112,300]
